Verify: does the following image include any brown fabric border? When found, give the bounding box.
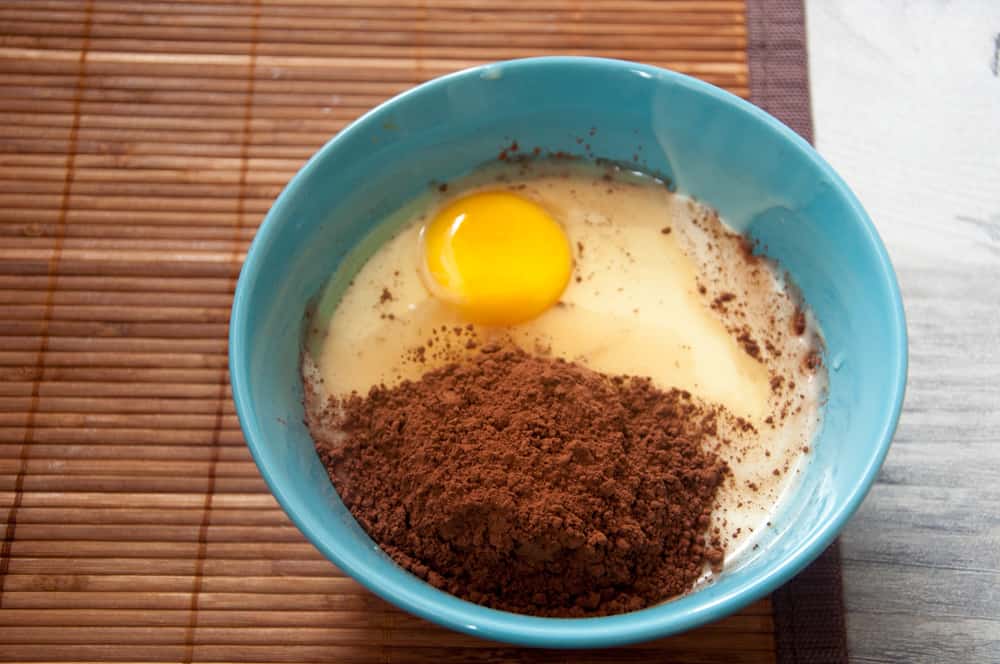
[746,1,849,662]
[771,544,850,664]
[746,0,815,143]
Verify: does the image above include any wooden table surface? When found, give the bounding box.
[806,2,1000,662]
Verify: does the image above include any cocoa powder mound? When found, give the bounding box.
[308,345,728,617]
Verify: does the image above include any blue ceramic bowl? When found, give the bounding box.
[230,57,907,648]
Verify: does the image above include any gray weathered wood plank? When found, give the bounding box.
[807,1,1000,661]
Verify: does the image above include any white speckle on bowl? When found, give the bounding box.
[480,66,503,81]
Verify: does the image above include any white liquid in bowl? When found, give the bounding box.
[306,160,826,565]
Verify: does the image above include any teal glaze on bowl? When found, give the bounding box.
[230,57,907,648]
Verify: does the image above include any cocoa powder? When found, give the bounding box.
[308,345,728,617]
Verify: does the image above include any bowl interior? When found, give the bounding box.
[230,57,906,648]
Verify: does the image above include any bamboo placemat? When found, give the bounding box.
[0,1,782,661]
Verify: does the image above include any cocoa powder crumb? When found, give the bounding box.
[308,346,730,617]
[711,292,736,313]
[793,309,806,336]
[736,327,762,361]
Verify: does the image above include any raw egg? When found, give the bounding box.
[420,191,573,325]
[308,159,828,566]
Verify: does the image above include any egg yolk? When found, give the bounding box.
[421,191,573,326]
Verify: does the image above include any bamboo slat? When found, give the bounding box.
[0,474,268,494]
[0,491,277,508]
[0,1,770,661]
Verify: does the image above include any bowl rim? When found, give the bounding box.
[230,55,908,648]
